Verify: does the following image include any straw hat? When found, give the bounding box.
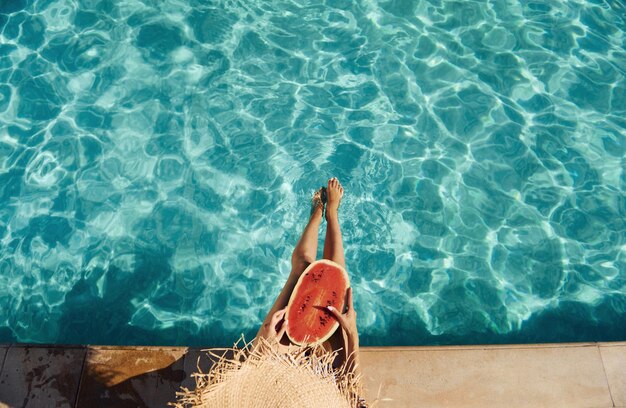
[171,337,363,408]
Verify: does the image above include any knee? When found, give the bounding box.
[291,254,313,273]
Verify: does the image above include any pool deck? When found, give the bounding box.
[0,341,624,407]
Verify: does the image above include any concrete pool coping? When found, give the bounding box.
[0,341,624,407]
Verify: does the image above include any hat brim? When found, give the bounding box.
[170,336,363,408]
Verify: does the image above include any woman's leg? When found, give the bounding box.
[321,178,347,364]
[255,190,324,344]
[322,177,345,268]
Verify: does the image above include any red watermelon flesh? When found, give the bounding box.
[285,259,350,345]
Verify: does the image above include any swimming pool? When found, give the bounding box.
[0,0,624,347]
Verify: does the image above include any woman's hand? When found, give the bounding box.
[256,307,288,346]
[327,287,362,379]
[327,287,358,344]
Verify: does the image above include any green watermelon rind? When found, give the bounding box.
[285,259,350,346]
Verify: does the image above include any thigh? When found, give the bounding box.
[255,263,311,344]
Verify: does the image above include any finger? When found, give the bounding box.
[270,309,286,327]
[345,287,353,313]
[276,319,288,339]
[326,306,347,328]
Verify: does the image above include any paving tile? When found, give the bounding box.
[599,344,626,407]
[0,346,86,408]
[0,346,7,375]
[179,348,233,393]
[180,348,216,392]
[76,347,187,408]
[364,342,597,351]
[360,345,612,408]
[599,341,626,347]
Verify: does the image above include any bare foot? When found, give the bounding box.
[325,177,343,221]
[310,188,324,220]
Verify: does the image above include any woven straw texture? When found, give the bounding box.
[171,337,361,408]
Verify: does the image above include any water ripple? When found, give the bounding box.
[0,0,624,346]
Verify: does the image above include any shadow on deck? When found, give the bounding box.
[0,342,624,407]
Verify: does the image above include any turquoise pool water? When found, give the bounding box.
[0,0,624,347]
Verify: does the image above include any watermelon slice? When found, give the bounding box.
[285,259,350,345]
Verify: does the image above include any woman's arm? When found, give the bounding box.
[327,287,363,379]
[345,331,362,379]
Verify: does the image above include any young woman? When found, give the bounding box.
[255,177,365,405]
[174,178,367,408]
